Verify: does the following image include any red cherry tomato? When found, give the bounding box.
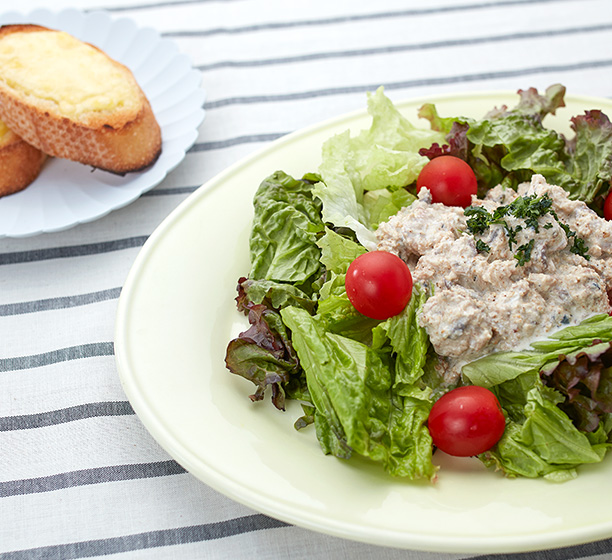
[427,385,506,457]
[345,251,413,320]
[417,155,478,208]
[604,190,612,220]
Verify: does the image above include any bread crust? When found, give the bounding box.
[0,24,162,174]
[0,130,46,197]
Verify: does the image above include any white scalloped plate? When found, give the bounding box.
[0,8,205,238]
[115,90,612,554]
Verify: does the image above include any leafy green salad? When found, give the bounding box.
[225,84,612,482]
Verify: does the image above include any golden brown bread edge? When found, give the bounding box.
[0,24,162,175]
[0,130,46,197]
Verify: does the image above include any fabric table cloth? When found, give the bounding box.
[2,0,612,558]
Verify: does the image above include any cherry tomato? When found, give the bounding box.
[427,385,506,457]
[416,155,478,208]
[345,251,413,320]
[604,190,612,220]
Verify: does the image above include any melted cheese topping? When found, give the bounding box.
[0,30,140,118]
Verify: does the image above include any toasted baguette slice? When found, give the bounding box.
[0,119,46,197]
[0,24,161,174]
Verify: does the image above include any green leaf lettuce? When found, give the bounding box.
[313,86,445,248]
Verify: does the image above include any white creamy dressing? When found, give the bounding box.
[375,174,612,379]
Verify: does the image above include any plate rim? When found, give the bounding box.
[115,88,612,554]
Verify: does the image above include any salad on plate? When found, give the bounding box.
[225,84,612,483]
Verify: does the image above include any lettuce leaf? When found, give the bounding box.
[249,171,324,288]
[418,84,612,209]
[462,314,612,388]
[565,110,612,208]
[278,264,437,480]
[225,293,301,410]
[465,84,570,193]
[462,315,612,479]
[372,284,432,393]
[280,305,437,481]
[317,227,366,277]
[540,343,612,433]
[314,229,377,344]
[237,277,317,314]
[313,86,445,249]
[364,187,416,230]
[482,375,609,481]
[226,171,326,408]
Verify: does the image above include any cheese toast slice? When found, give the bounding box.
[0,119,46,197]
[0,24,162,174]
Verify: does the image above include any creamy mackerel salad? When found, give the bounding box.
[225,84,612,482]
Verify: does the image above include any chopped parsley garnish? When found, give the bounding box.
[464,206,490,234]
[475,239,491,253]
[570,235,590,259]
[465,193,590,265]
[515,239,535,266]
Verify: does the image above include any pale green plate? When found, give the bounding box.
[115,90,612,554]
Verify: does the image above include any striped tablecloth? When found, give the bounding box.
[2,0,612,558]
